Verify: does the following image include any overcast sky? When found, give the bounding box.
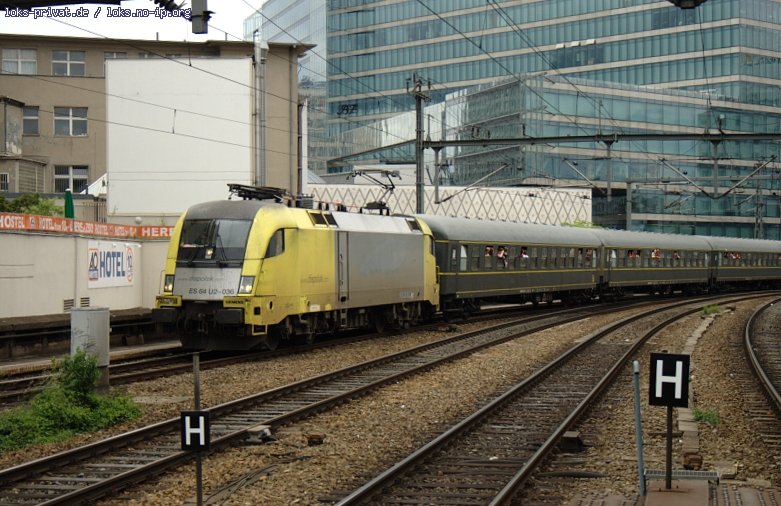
[2,1,259,42]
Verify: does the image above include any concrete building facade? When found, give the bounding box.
[1,34,313,224]
[0,34,253,196]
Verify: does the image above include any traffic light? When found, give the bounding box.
[666,0,708,7]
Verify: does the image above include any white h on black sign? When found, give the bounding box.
[181,411,210,451]
[649,353,690,408]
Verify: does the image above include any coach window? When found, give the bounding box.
[484,245,494,270]
[470,245,481,271]
[538,248,550,269]
[520,246,530,268]
[496,246,508,269]
[450,244,459,271]
[507,246,518,269]
[264,229,285,258]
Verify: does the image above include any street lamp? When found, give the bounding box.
[666,0,708,7]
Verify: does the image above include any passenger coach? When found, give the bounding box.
[419,215,604,315]
[705,235,781,289]
[596,229,712,296]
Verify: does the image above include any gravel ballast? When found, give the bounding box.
[2,300,778,505]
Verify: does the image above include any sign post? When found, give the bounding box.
[181,353,209,506]
[632,361,646,496]
[649,352,690,490]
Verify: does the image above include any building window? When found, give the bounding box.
[54,165,88,193]
[0,173,8,192]
[54,107,88,136]
[22,106,39,135]
[52,50,85,76]
[104,51,127,60]
[138,52,159,59]
[1,48,37,74]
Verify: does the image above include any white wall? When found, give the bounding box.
[0,232,168,318]
[106,58,254,221]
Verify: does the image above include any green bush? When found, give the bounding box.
[0,351,141,454]
[693,407,720,425]
[702,304,722,316]
[52,349,100,405]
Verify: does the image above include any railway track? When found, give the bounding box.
[331,293,772,505]
[0,294,771,504]
[0,311,154,362]
[0,300,668,504]
[0,300,654,405]
[742,297,781,472]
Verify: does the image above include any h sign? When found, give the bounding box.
[181,411,210,451]
[649,353,690,408]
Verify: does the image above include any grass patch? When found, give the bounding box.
[693,407,720,425]
[0,350,141,454]
[702,304,722,316]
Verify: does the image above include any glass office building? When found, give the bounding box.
[326,0,781,238]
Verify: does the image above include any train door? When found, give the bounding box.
[708,250,719,288]
[337,231,349,302]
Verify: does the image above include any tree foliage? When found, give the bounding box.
[0,193,63,216]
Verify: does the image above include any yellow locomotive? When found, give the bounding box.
[153,186,439,350]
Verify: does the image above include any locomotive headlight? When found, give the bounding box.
[163,275,174,293]
[238,276,255,294]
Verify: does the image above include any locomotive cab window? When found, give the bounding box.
[265,229,285,258]
[178,218,251,263]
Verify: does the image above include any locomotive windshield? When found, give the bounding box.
[178,219,251,265]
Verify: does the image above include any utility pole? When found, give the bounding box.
[408,73,430,214]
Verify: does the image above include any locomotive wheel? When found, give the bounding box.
[371,311,386,334]
[262,333,280,351]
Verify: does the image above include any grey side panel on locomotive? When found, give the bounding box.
[331,212,427,308]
